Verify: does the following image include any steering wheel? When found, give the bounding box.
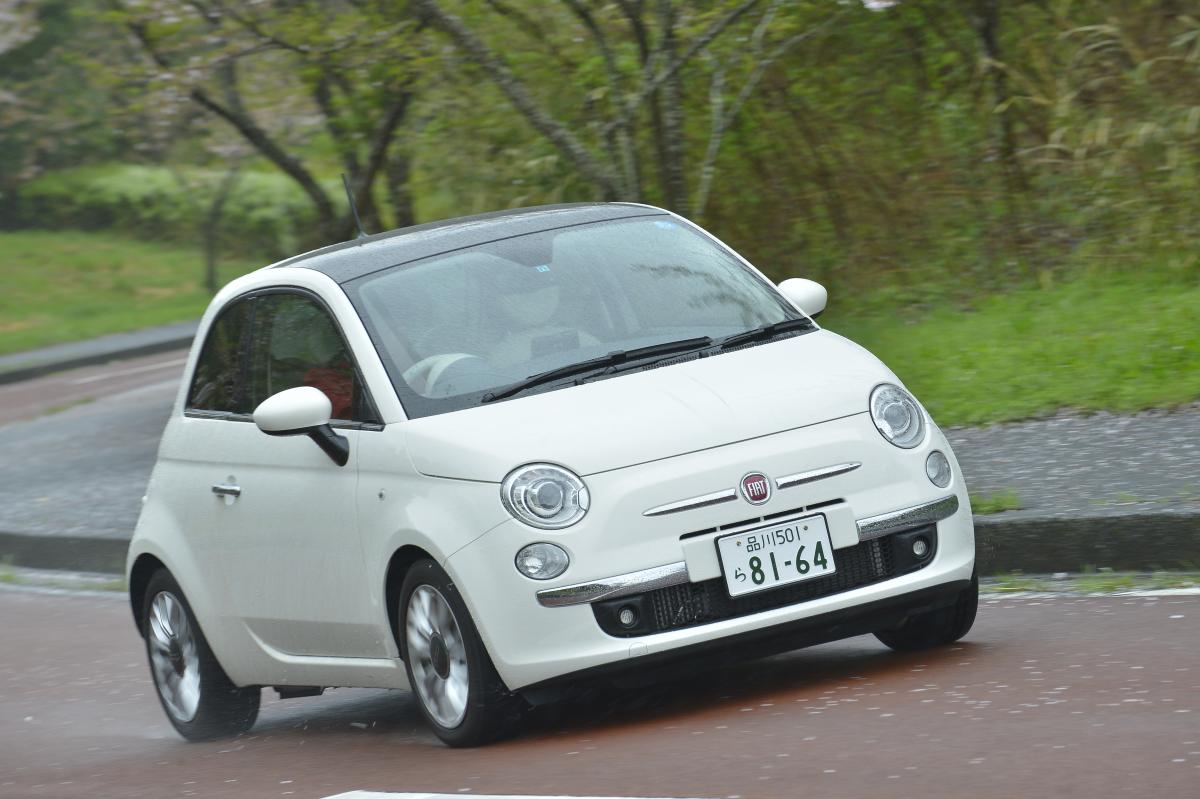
[402,353,481,396]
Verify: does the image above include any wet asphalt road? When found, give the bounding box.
[3,350,1198,544]
[0,352,180,539]
[1,586,1197,799]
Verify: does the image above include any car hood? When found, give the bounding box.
[401,330,899,482]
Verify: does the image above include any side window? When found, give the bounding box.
[248,293,369,423]
[187,299,253,415]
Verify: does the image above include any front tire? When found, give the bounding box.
[874,571,979,652]
[398,559,526,746]
[142,570,260,741]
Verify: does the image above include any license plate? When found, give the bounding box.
[716,513,837,597]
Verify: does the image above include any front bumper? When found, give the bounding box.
[536,494,959,609]
[445,411,975,691]
[519,578,972,702]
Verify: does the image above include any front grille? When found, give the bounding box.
[593,526,936,637]
[679,499,845,541]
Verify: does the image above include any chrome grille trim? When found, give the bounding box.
[536,561,690,608]
[856,494,959,542]
[642,488,738,517]
[775,461,861,490]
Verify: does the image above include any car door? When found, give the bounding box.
[213,289,387,659]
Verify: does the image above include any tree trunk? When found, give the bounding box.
[387,152,416,229]
[971,0,1026,196]
[415,0,621,199]
[203,166,243,295]
[655,0,689,215]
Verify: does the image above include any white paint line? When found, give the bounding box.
[324,794,705,799]
[70,357,187,385]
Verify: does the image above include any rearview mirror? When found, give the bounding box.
[777,278,827,318]
[254,386,349,467]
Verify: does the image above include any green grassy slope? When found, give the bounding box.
[0,231,262,356]
[2,231,1197,426]
[826,272,1200,426]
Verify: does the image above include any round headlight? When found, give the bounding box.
[870,383,926,449]
[925,450,952,488]
[501,463,590,530]
[515,542,570,580]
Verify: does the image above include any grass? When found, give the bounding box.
[825,268,1200,426]
[0,560,126,592]
[970,489,1023,515]
[1,230,1198,427]
[0,230,262,357]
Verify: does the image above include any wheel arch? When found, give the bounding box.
[384,544,437,656]
[129,552,169,636]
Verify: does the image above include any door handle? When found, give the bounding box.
[212,482,242,498]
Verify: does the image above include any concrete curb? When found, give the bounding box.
[0,532,129,574]
[0,321,198,385]
[974,512,1200,573]
[4,512,1198,577]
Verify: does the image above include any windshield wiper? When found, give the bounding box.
[718,317,815,351]
[482,336,713,403]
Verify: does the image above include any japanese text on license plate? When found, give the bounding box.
[715,513,837,598]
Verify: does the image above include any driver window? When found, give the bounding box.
[247,293,368,422]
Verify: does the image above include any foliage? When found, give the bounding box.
[106,0,424,243]
[0,1,132,213]
[2,1,1200,420]
[14,164,338,258]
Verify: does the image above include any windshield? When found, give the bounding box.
[348,215,804,418]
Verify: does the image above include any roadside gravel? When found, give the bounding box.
[946,403,1200,520]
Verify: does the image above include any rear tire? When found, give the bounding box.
[398,559,526,746]
[141,569,260,741]
[874,571,979,652]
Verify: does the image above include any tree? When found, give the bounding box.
[115,0,425,245]
[413,0,838,219]
[0,0,127,221]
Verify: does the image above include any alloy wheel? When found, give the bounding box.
[147,591,202,723]
[406,585,469,728]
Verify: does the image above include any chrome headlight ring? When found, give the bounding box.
[869,383,927,449]
[501,463,591,530]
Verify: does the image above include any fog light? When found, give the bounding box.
[912,537,930,559]
[925,450,952,488]
[515,542,569,580]
[618,606,638,628]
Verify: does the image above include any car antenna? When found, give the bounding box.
[341,173,369,240]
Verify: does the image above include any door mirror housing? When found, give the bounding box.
[254,387,349,467]
[777,278,828,318]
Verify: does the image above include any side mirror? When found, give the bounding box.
[777,278,828,318]
[253,386,350,467]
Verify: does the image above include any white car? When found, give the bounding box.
[127,203,975,747]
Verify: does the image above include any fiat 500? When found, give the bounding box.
[127,203,975,747]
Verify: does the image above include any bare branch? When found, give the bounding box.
[692,9,845,218]
[415,0,620,198]
[561,0,638,195]
[476,0,578,72]
[124,16,337,233]
[604,0,763,137]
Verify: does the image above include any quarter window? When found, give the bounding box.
[187,299,253,415]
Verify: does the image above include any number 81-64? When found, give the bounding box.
[748,542,829,585]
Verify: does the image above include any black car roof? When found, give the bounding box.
[271,202,667,284]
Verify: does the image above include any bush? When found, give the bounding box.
[9,164,339,259]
